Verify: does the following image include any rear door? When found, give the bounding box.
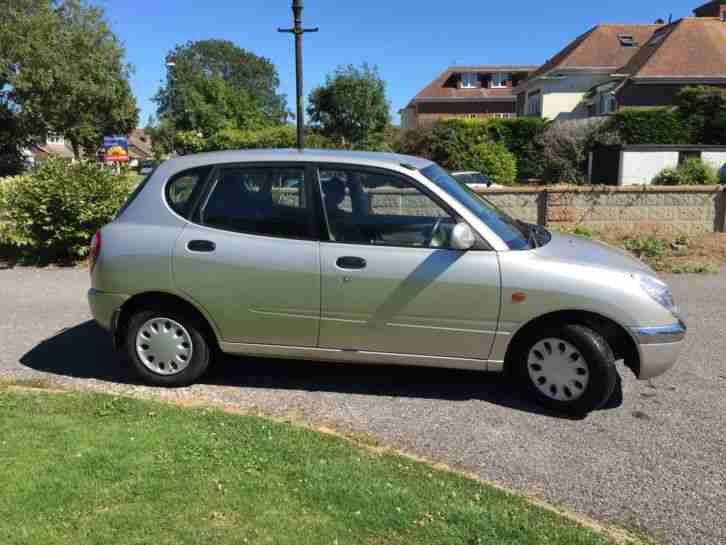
[316,165,501,361]
[172,163,321,347]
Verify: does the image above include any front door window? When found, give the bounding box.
[317,168,458,249]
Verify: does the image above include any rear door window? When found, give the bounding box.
[200,166,314,240]
[165,167,213,217]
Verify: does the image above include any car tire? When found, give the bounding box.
[124,307,212,387]
[511,324,618,415]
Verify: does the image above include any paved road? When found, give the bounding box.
[1,267,724,545]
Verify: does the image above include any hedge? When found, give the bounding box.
[606,108,691,145]
[394,118,548,179]
[0,158,133,260]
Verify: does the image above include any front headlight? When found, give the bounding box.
[634,274,677,315]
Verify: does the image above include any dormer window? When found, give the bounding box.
[490,73,510,88]
[618,34,637,47]
[460,73,478,89]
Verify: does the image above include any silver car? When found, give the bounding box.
[88,149,686,415]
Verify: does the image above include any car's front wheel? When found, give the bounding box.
[124,307,211,387]
[511,324,618,415]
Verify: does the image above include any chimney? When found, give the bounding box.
[693,0,726,18]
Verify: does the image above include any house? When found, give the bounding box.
[608,7,726,110]
[515,24,660,120]
[127,129,153,164]
[30,132,75,163]
[401,65,537,129]
[28,129,153,166]
[518,1,726,120]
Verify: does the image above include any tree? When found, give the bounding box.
[0,0,139,159]
[307,64,390,147]
[153,39,287,142]
[675,86,726,145]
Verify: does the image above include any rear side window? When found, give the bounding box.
[200,166,313,239]
[165,167,212,217]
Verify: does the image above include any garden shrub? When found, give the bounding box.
[607,108,690,145]
[651,167,681,186]
[393,126,435,159]
[536,118,609,184]
[483,117,549,179]
[677,158,719,185]
[395,118,547,180]
[652,158,720,185]
[466,141,518,184]
[429,119,490,170]
[0,158,133,260]
[675,86,726,145]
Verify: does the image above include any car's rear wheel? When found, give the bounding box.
[511,324,618,415]
[124,307,211,387]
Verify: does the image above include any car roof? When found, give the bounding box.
[161,148,434,173]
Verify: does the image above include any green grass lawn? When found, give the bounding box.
[0,387,620,545]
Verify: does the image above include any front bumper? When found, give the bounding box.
[630,321,687,380]
[87,289,129,332]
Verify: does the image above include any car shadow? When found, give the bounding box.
[20,321,622,419]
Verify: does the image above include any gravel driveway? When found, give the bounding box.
[1,267,724,545]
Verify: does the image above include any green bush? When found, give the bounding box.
[624,237,667,258]
[652,158,720,185]
[675,86,726,145]
[482,117,549,179]
[0,158,133,260]
[466,141,517,184]
[608,108,690,145]
[677,157,720,185]
[651,167,681,185]
[395,118,547,180]
[537,119,609,184]
[429,119,490,170]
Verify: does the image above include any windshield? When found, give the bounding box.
[421,164,530,250]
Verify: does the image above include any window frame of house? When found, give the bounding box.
[490,73,510,89]
[460,72,479,89]
[47,132,65,145]
[526,92,542,116]
[597,93,617,115]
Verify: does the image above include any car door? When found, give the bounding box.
[172,163,321,347]
[316,165,501,361]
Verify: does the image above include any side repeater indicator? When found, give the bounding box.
[512,292,527,304]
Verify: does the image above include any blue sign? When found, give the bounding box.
[103,136,129,162]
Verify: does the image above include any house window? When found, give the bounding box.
[490,73,510,88]
[460,73,478,89]
[618,34,637,47]
[47,132,64,145]
[598,94,617,115]
[526,93,542,116]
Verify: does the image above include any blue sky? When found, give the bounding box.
[99,0,694,126]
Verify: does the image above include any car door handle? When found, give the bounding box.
[336,256,366,270]
[187,240,216,252]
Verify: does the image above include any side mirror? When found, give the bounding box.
[450,222,476,250]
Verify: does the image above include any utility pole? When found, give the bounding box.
[278,0,318,150]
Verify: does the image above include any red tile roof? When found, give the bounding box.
[527,24,660,80]
[621,17,726,79]
[411,65,538,102]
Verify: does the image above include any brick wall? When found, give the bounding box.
[278,185,726,235]
[480,186,726,235]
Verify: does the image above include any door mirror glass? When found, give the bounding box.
[450,223,476,250]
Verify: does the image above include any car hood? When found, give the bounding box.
[533,231,655,275]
